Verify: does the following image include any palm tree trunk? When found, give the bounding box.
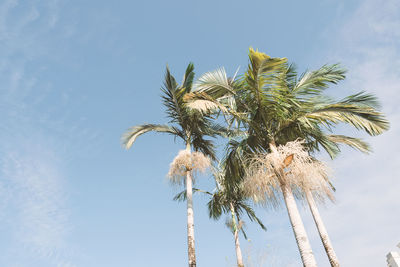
[230,203,244,267]
[269,142,317,267]
[306,190,339,267]
[186,143,196,267]
[282,183,317,267]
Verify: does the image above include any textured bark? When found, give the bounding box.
[269,142,317,267]
[186,143,196,267]
[306,190,340,267]
[282,184,317,267]
[230,203,244,267]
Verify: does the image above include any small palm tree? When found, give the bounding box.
[208,167,266,267]
[174,165,266,267]
[122,63,219,267]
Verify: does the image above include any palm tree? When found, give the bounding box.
[122,63,220,267]
[208,166,266,267]
[186,48,389,266]
[244,140,335,267]
[174,165,266,267]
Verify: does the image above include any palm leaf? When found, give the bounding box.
[122,124,181,149]
[161,66,184,123]
[194,67,237,98]
[326,135,371,154]
[182,63,195,93]
[293,64,346,95]
[239,203,266,231]
[307,105,389,135]
[173,188,212,202]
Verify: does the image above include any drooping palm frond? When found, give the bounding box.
[307,104,389,136]
[304,128,341,159]
[340,91,382,109]
[173,188,212,202]
[184,91,228,114]
[238,202,266,231]
[207,186,266,234]
[122,124,182,149]
[191,134,216,161]
[208,190,225,220]
[326,135,371,154]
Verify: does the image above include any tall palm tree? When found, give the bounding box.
[186,48,389,266]
[122,63,220,267]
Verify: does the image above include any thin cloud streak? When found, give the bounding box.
[309,0,400,266]
[0,0,79,266]
[1,148,75,266]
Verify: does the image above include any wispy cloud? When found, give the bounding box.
[1,146,75,266]
[0,1,80,266]
[305,0,400,266]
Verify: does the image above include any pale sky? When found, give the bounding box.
[0,0,399,266]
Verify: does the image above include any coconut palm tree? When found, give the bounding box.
[122,63,222,267]
[186,48,389,266]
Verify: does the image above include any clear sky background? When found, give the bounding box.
[0,0,399,266]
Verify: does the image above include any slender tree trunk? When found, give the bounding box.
[282,184,317,267]
[306,190,339,267]
[269,142,317,267]
[230,203,244,267]
[186,143,196,267]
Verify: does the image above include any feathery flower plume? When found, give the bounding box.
[168,150,211,184]
[244,140,333,205]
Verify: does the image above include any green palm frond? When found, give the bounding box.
[244,49,288,110]
[326,135,371,154]
[208,191,225,220]
[238,203,266,231]
[122,124,182,149]
[182,63,195,92]
[161,66,185,123]
[247,48,288,78]
[194,67,237,98]
[184,91,228,114]
[306,131,341,159]
[293,64,346,95]
[194,138,216,160]
[173,188,212,202]
[305,91,389,135]
[340,91,382,109]
[208,123,247,139]
[308,105,389,135]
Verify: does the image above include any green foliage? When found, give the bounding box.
[122,63,224,160]
[188,48,389,159]
[207,166,266,235]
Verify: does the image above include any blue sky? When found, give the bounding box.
[0,0,399,266]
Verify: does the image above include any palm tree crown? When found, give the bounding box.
[122,63,219,160]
